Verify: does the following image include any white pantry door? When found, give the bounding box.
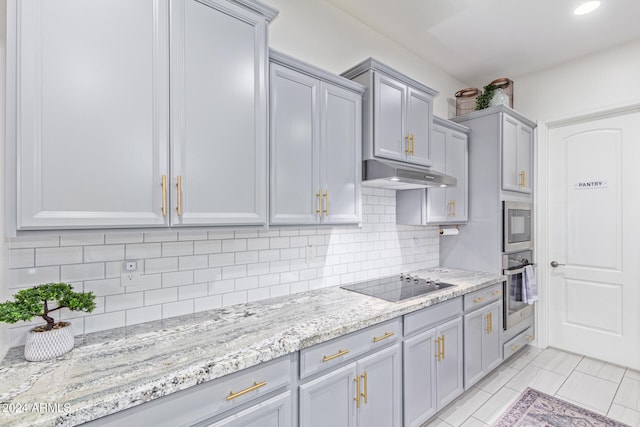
[547,111,640,370]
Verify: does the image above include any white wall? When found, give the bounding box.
[266,0,468,118]
[514,40,640,122]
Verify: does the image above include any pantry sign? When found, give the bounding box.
[574,180,608,190]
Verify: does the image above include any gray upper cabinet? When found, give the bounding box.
[396,117,469,225]
[269,51,364,225]
[10,0,277,230]
[342,58,437,167]
[502,113,534,194]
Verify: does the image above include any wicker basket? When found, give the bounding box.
[490,78,513,108]
[454,87,480,117]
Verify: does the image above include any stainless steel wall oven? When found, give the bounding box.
[502,249,535,330]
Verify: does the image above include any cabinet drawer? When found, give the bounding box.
[300,318,402,379]
[463,284,503,312]
[503,327,535,359]
[87,355,292,427]
[404,297,463,336]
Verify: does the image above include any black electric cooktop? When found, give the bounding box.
[341,274,456,302]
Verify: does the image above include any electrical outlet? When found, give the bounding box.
[121,272,141,287]
[305,245,315,263]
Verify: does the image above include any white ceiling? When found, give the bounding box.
[325,0,640,86]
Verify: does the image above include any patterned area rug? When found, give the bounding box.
[493,388,630,427]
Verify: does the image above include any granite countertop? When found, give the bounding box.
[0,267,503,426]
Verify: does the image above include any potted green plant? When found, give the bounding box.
[0,283,95,361]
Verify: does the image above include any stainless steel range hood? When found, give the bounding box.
[362,159,457,190]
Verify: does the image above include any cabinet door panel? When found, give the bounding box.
[299,364,356,427]
[357,344,402,427]
[403,329,437,427]
[17,0,169,229]
[270,65,320,225]
[425,125,448,223]
[407,87,432,166]
[517,124,533,193]
[206,392,291,427]
[436,317,464,409]
[446,131,468,221]
[171,0,267,225]
[463,308,485,389]
[484,301,504,373]
[373,74,406,161]
[321,82,361,224]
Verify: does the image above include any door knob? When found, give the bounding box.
[550,261,565,268]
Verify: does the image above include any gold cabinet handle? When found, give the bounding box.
[361,372,368,404]
[323,349,349,363]
[410,134,415,155]
[316,191,322,217]
[451,200,456,217]
[473,297,485,304]
[161,175,167,217]
[441,334,445,360]
[176,176,183,216]
[323,190,329,216]
[492,290,501,296]
[354,376,361,409]
[511,344,521,352]
[526,335,534,341]
[488,312,493,333]
[226,381,267,401]
[519,170,526,187]
[485,314,491,334]
[435,337,441,362]
[405,134,411,154]
[373,332,394,343]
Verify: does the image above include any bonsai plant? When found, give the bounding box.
[0,282,95,361]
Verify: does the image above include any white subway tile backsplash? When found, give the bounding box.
[126,243,161,259]
[36,246,83,266]
[209,253,235,267]
[10,266,60,289]
[145,288,178,306]
[194,295,222,312]
[106,292,144,312]
[194,240,222,255]
[126,306,162,325]
[162,241,193,257]
[162,271,194,287]
[84,245,125,262]
[10,249,34,269]
[145,257,178,274]
[85,311,126,334]
[162,300,194,318]
[6,188,440,345]
[61,263,104,282]
[178,255,208,271]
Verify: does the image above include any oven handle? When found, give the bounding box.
[503,264,536,276]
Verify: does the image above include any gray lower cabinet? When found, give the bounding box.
[269,50,363,225]
[403,299,464,427]
[463,300,503,389]
[205,392,291,427]
[299,343,402,427]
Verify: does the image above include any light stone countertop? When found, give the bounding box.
[0,267,503,427]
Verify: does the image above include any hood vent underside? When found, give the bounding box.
[362,159,457,190]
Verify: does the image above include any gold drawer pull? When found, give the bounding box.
[526,335,534,341]
[323,349,349,363]
[373,332,394,343]
[491,290,501,296]
[473,297,486,303]
[226,381,267,401]
[354,377,361,408]
[511,344,521,352]
[361,372,368,404]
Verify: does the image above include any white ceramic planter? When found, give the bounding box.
[24,322,75,362]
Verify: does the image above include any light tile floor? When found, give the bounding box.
[423,346,640,426]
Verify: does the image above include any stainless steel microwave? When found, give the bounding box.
[503,201,533,253]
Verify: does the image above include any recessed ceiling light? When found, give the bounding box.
[574,1,600,15]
